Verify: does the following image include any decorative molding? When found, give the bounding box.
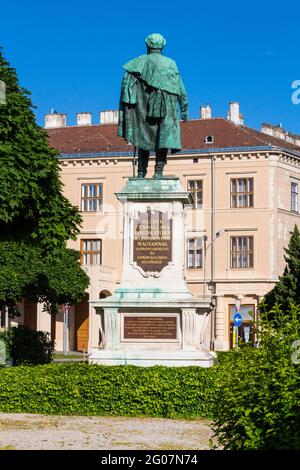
[79,230,107,235]
[186,229,207,233]
[225,227,258,232]
[183,173,207,177]
[278,208,300,217]
[77,176,107,180]
[225,171,257,175]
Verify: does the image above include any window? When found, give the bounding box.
[80,239,102,265]
[291,181,298,212]
[187,238,203,269]
[230,236,254,268]
[231,178,254,208]
[205,135,214,144]
[81,183,102,211]
[188,179,203,208]
[229,304,255,349]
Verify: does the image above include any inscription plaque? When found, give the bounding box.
[124,316,177,340]
[133,210,172,272]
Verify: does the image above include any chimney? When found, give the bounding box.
[45,111,66,129]
[261,123,285,140]
[261,123,300,147]
[200,104,212,119]
[261,123,274,137]
[76,112,92,126]
[227,102,244,125]
[99,110,119,125]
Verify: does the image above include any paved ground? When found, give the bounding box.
[0,413,218,450]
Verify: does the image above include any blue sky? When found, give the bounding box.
[1,0,299,133]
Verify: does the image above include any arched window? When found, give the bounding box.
[99,290,112,299]
[205,135,214,144]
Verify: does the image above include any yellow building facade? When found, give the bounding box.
[16,107,300,353]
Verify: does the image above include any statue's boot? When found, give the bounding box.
[153,149,167,178]
[137,149,150,178]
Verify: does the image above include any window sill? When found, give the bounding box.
[81,264,102,268]
[229,268,254,270]
[80,211,104,215]
[186,268,204,271]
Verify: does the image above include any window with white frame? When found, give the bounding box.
[187,179,203,208]
[231,177,254,208]
[230,236,254,269]
[81,183,103,211]
[291,181,298,212]
[80,239,102,265]
[187,238,203,269]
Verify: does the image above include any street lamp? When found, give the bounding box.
[202,228,226,351]
[203,229,226,299]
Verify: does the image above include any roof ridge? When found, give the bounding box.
[241,123,295,148]
[224,119,282,148]
[46,116,230,131]
[47,117,299,155]
[239,125,274,147]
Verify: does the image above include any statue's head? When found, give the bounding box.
[145,33,166,51]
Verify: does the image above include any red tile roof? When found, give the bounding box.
[46,118,299,155]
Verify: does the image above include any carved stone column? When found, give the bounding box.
[181,308,198,350]
[102,308,119,350]
[171,201,185,268]
[214,296,227,350]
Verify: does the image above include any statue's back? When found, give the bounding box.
[123,53,181,95]
[118,33,188,176]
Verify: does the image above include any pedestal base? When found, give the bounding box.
[90,177,214,368]
[89,349,215,367]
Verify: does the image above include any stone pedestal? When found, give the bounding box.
[89,177,214,367]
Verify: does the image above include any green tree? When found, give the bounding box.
[0,49,89,318]
[263,224,300,311]
[0,48,80,249]
[0,242,89,316]
[212,304,300,449]
[0,326,54,365]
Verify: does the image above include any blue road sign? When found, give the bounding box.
[233,312,243,327]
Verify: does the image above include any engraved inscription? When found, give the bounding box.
[124,316,177,340]
[133,210,172,272]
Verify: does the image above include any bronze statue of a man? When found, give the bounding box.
[118,33,188,178]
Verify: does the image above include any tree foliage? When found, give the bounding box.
[0,49,81,249]
[263,224,300,311]
[0,242,89,316]
[0,49,89,314]
[212,304,300,449]
[0,326,54,365]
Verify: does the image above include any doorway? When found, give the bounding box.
[75,294,89,352]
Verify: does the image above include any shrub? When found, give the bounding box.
[212,304,300,449]
[0,364,216,419]
[0,326,54,365]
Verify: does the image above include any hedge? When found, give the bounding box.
[0,363,216,419]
